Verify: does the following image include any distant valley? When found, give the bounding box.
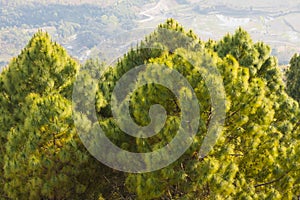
[0,0,300,69]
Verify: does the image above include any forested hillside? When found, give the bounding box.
[0,0,158,68]
[1,19,300,199]
[1,0,300,70]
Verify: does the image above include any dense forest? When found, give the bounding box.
[1,19,300,199]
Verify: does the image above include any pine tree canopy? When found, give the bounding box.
[286,53,300,103]
[96,19,300,199]
[1,19,300,199]
[0,31,115,199]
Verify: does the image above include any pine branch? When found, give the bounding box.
[254,174,285,188]
[254,168,293,188]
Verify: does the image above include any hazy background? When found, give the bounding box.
[0,0,300,68]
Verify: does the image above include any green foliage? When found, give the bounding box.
[0,31,73,198]
[0,32,111,199]
[97,19,300,199]
[286,53,300,103]
[1,18,300,199]
[4,94,98,199]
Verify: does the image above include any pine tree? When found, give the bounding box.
[96,19,300,199]
[4,94,103,199]
[1,19,300,199]
[0,31,109,199]
[286,53,300,103]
